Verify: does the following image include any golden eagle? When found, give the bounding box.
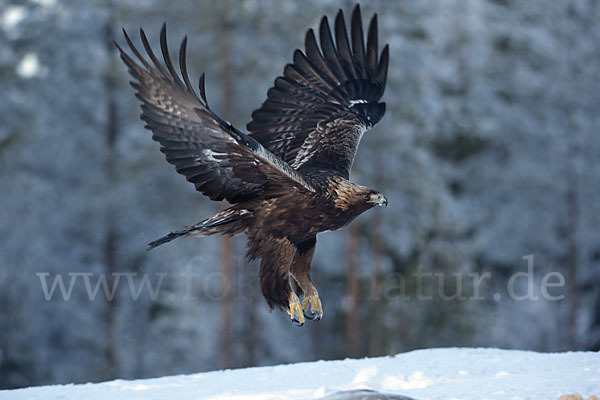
[116,5,389,325]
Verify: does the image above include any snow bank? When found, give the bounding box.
[2,348,598,400]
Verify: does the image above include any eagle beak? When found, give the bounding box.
[369,193,388,207]
[380,195,388,207]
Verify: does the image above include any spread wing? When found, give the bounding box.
[116,25,315,204]
[247,5,389,179]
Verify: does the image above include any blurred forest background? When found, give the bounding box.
[1,0,599,389]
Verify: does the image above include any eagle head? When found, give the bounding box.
[366,189,388,207]
[331,180,387,218]
[333,179,388,210]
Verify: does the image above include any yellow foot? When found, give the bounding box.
[301,295,323,321]
[288,298,305,326]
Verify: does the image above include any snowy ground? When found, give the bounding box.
[2,348,598,400]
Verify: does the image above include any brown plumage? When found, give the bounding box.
[116,5,389,325]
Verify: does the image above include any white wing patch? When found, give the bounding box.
[349,99,368,107]
[201,149,222,162]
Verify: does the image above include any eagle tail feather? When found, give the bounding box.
[147,208,253,250]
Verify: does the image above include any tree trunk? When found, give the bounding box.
[102,13,118,381]
[565,109,580,351]
[218,0,234,369]
[346,223,360,357]
[369,211,383,356]
[560,16,581,351]
[242,281,258,367]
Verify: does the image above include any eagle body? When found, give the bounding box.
[116,5,389,325]
[244,174,383,310]
[246,174,377,242]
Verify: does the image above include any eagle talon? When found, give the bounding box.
[303,312,316,321]
[301,296,323,321]
[288,300,305,326]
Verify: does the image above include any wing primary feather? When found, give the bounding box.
[159,23,184,87]
[121,28,154,73]
[117,45,151,91]
[319,16,348,83]
[304,28,341,87]
[178,36,201,102]
[139,28,169,78]
[377,44,389,92]
[334,9,358,80]
[113,38,124,56]
[290,52,338,98]
[114,37,135,68]
[198,72,209,108]
[366,14,379,81]
[350,4,367,77]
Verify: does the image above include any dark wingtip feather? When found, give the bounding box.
[198,72,209,107]
[335,8,344,28]
[350,3,366,76]
[159,22,167,45]
[121,27,152,72]
[179,35,201,101]
[113,37,123,53]
[304,28,323,62]
[139,27,169,78]
[118,27,130,52]
[318,15,331,52]
[351,3,362,29]
[319,13,348,82]
[377,44,389,92]
[113,37,133,71]
[366,14,379,81]
[122,27,133,47]
[159,23,184,86]
[334,7,358,80]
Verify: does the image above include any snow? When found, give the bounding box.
[15,53,47,79]
[2,348,598,400]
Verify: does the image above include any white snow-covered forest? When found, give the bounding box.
[1,0,599,393]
